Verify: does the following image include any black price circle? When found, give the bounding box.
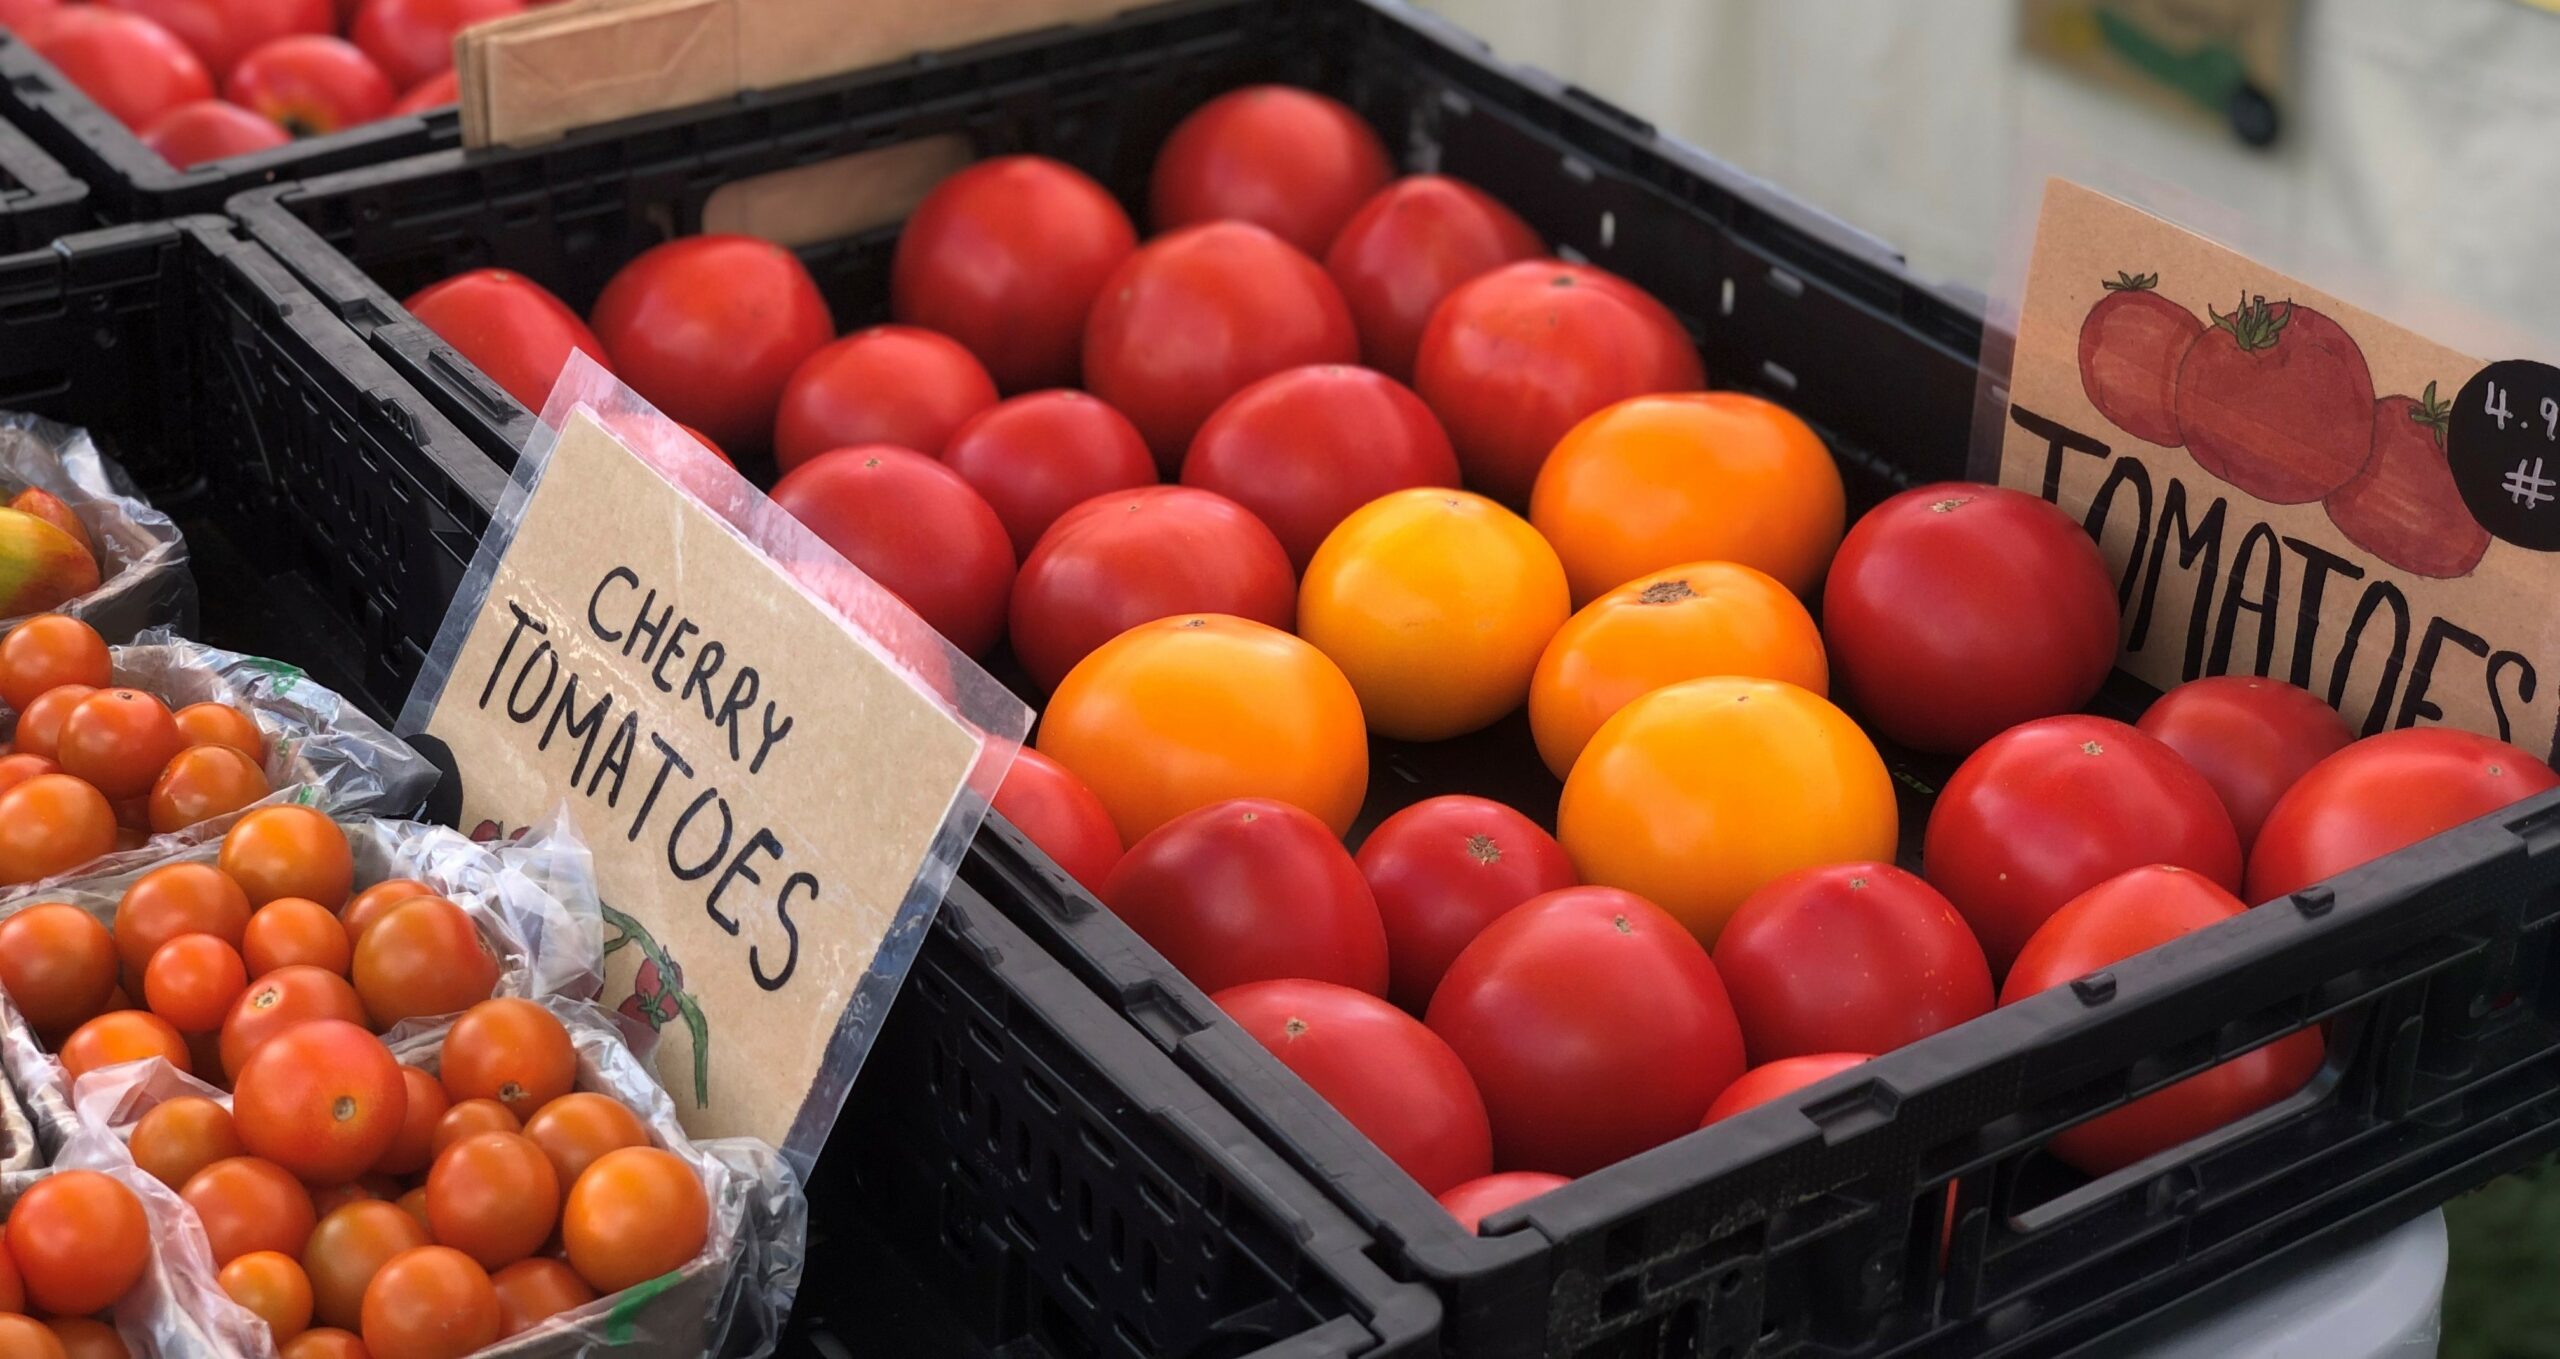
[2450,358,2560,553]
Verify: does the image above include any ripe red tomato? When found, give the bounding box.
[389,67,459,115]
[489,1258,596,1339]
[990,747,1123,893]
[58,687,183,800]
[1924,716,2241,975]
[1434,1171,1568,1234]
[2249,728,2560,902]
[2003,865,2324,1173]
[221,804,355,908]
[0,0,53,34]
[0,773,116,885]
[233,1019,408,1184]
[183,1155,316,1266]
[350,0,521,91]
[939,391,1156,558]
[1413,260,1703,505]
[10,1169,148,1315]
[2136,676,2352,852]
[1008,485,1294,692]
[226,35,393,134]
[0,615,110,711]
[350,896,498,1028]
[1100,798,1388,996]
[220,965,367,1079]
[437,998,574,1116]
[1700,1053,1874,1125]
[32,9,213,130]
[143,931,249,1033]
[0,902,117,1038]
[100,0,332,79]
[772,325,998,473]
[1713,862,1992,1063]
[1353,795,1576,1013]
[560,1147,709,1294]
[404,269,611,415]
[242,897,352,976]
[12,685,93,764]
[359,1244,500,1359]
[769,446,1013,658]
[1823,483,2122,755]
[588,235,833,457]
[1180,364,1460,570]
[424,1130,558,1269]
[1215,979,1491,1194]
[890,155,1137,393]
[1426,887,1745,1174]
[148,742,270,834]
[1082,221,1358,470]
[374,1065,448,1177]
[142,99,291,168]
[1325,175,1543,381]
[1149,86,1391,256]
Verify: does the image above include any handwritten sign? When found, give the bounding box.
[1999,180,2560,761]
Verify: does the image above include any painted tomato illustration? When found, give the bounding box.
[2324,382,2489,579]
[2077,272,2199,447]
[2175,295,2376,504]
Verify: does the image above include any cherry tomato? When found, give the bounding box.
[44,1316,124,1359]
[0,902,117,1036]
[375,1065,450,1177]
[769,446,1014,658]
[390,68,459,115]
[561,1146,709,1293]
[1181,364,1460,570]
[521,1091,649,1189]
[890,155,1137,393]
[233,1019,407,1184]
[184,1155,316,1266]
[425,1131,558,1270]
[1415,261,1703,505]
[1435,1171,1569,1234]
[0,754,59,798]
[491,1257,597,1338]
[2003,865,2324,1173]
[132,1094,244,1190]
[1009,485,1295,692]
[0,615,109,710]
[12,685,95,763]
[404,269,611,415]
[431,1099,520,1158]
[148,743,270,833]
[117,860,253,975]
[101,0,331,78]
[220,1250,315,1344]
[772,325,998,473]
[221,806,354,908]
[220,965,369,1081]
[0,774,115,884]
[1714,863,1992,1063]
[1102,799,1387,995]
[30,8,213,130]
[395,1186,431,1235]
[2249,728,2560,901]
[938,391,1156,558]
[340,879,437,946]
[142,931,248,1033]
[588,235,833,457]
[1700,1053,1875,1125]
[349,0,521,90]
[284,1330,370,1359]
[1324,175,1543,380]
[305,1199,431,1332]
[1216,979,1490,1193]
[173,702,264,759]
[1427,887,1746,1174]
[1354,796,1575,1012]
[1082,222,1359,470]
[351,896,496,1028]
[360,1244,501,1359]
[0,1226,19,1313]
[60,1008,189,1080]
[439,998,574,1116]
[1149,86,1391,256]
[243,897,353,977]
[988,746,1123,893]
[0,1317,60,1359]
[225,34,391,135]
[9,1170,149,1314]
[308,1179,387,1218]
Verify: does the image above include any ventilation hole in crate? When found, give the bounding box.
[1077,1179,1095,1240]
[1062,1264,1098,1309]
[1141,1239,1163,1301]
[952,1057,977,1122]
[1080,1120,1120,1167]
[1599,210,1617,250]
[1600,1275,1640,1317]
[1605,1220,1646,1271]
[1138,1176,1175,1224]
[1046,1149,1065,1209]
[1720,278,1737,316]
[1110,1207,1128,1268]
[1014,1120,1033,1180]
[1718,1270,1743,1296]
[1557,243,1589,265]
[1440,88,1472,117]
[1766,266,1804,298]
[984,1087,1004,1150]
[1561,154,1595,184]
[1761,361,1799,393]
[970,1016,1004,1058]
[1113,1316,1150,1355]
[1025,1071,1062,1115]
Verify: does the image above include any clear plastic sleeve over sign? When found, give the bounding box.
[400,355,1031,1173]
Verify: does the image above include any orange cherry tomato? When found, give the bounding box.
[439,999,575,1118]
[521,1092,650,1188]
[59,1008,189,1081]
[233,1019,408,1186]
[174,701,266,761]
[361,1245,500,1359]
[132,1094,245,1190]
[1297,488,1569,741]
[56,689,182,800]
[0,752,59,797]
[147,744,270,835]
[304,1198,431,1332]
[1529,560,1829,778]
[339,879,436,947]
[243,897,353,978]
[432,1099,521,1158]
[395,1186,432,1235]
[491,1257,597,1338]
[115,861,252,976]
[44,1316,125,1359]
[183,1156,318,1266]
[220,964,370,1081]
[376,1066,450,1177]
[0,774,115,885]
[562,1146,709,1293]
[1531,392,1847,604]
[0,902,117,1036]
[220,1250,315,1344]
[425,1131,559,1270]
[309,1180,378,1218]
[281,1329,369,1359]
[0,1314,64,1359]
[0,615,109,712]
[351,898,497,1028]
[11,684,94,763]
[142,932,249,1033]
[1038,615,1367,843]
[220,806,354,909]
[11,1169,149,1314]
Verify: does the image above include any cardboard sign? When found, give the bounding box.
[408,380,1019,1158]
[1998,180,2560,761]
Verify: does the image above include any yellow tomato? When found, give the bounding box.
[1530,392,1846,604]
[1297,488,1570,742]
[1558,676,1896,943]
[1528,560,1827,778]
[1038,615,1368,841]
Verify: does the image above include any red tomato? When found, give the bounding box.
[1426,887,1745,1174]
[938,391,1156,558]
[588,235,833,457]
[2002,865,2324,1174]
[31,8,213,130]
[1435,1171,1568,1234]
[404,270,611,415]
[1924,716,2241,976]
[225,35,392,135]
[1700,1053,1874,1125]
[1180,364,1461,571]
[390,68,458,115]
[890,155,1137,393]
[1324,175,1542,380]
[1149,86,1391,256]
[1215,979,1491,1195]
[349,0,522,91]
[232,1019,408,1185]
[2136,676,2352,853]
[1082,221,1358,471]
[771,326,997,474]
[1100,798,1388,996]
[1822,483,2121,755]
[989,747,1122,893]
[1008,485,1294,692]
[0,0,52,32]
[141,99,291,168]
[768,446,1013,658]
[1713,862,1992,1063]
[1353,795,1576,1013]
[99,0,332,81]
[2248,728,2560,902]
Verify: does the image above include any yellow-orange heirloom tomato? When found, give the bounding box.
[1528,560,1828,778]
[1558,676,1895,945]
[1530,392,1846,604]
[1038,615,1367,842]
[1297,488,1569,742]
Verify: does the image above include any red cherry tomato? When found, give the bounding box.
[1180,364,1460,571]
[141,99,290,169]
[990,748,1122,893]
[1100,798,1388,996]
[1149,85,1391,256]
[772,325,998,474]
[1823,483,2122,755]
[939,391,1156,558]
[1425,886,1746,1175]
[390,68,459,116]
[2135,676,2352,853]
[2248,728,2560,902]
[890,155,1137,393]
[1435,1171,1569,1234]
[1713,862,1993,1063]
[769,446,1013,658]
[350,0,523,91]
[1924,716,2241,976]
[588,235,833,458]
[1008,485,1294,692]
[101,0,332,82]
[1214,979,1491,1195]
[1324,175,1542,380]
[1082,222,1359,471]
[1700,1053,1874,1125]
[31,8,213,130]
[1353,795,1576,1013]
[404,269,611,415]
[225,35,393,135]
[2003,865,2324,1174]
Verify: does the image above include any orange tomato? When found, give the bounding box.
[147,744,270,835]
[425,1131,559,1270]
[243,897,353,977]
[59,1008,189,1081]
[374,1065,450,1176]
[352,897,497,1028]
[340,879,436,946]
[142,932,248,1033]
[304,1199,430,1331]
[220,1250,315,1344]
[1530,393,1846,603]
[360,1245,500,1359]
[395,1186,432,1235]
[56,689,183,800]
[174,701,266,760]
[439,999,575,1117]
[0,1314,64,1359]
[521,1092,650,1188]
[0,902,117,1036]
[131,1095,244,1190]
[1038,615,1367,842]
[1296,488,1570,742]
[183,1156,318,1266]
[115,861,253,976]
[0,615,109,711]
[220,806,354,909]
[10,685,94,763]
[44,1317,125,1359]
[1558,677,1896,945]
[281,1330,368,1359]
[0,1225,19,1312]
[220,965,369,1081]
[0,774,115,885]
[233,1020,408,1185]
[0,753,58,797]
[562,1146,709,1293]
[491,1257,597,1338]
[309,1180,380,1218]
[431,1099,521,1158]
[1528,561,1829,778]
[10,1170,149,1314]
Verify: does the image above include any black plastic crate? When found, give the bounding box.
[0,30,460,222]
[0,115,84,252]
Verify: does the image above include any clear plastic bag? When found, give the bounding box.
[0,412,194,643]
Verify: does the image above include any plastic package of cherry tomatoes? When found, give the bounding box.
[0,412,194,644]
